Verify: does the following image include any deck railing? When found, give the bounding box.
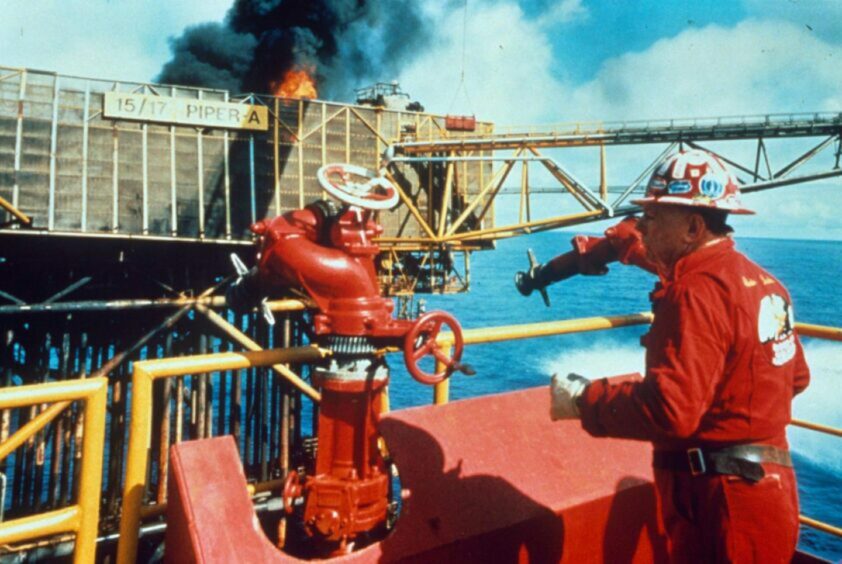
[2,314,838,562]
[0,378,107,563]
[434,315,842,541]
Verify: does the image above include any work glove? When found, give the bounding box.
[549,373,590,420]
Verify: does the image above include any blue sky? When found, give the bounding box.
[3,0,841,239]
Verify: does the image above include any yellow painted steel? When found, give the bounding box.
[795,321,842,341]
[383,170,438,241]
[0,377,107,564]
[453,312,653,345]
[433,344,453,405]
[0,507,80,545]
[0,401,69,460]
[0,193,31,224]
[107,313,841,563]
[445,150,521,237]
[790,418,842,438]
[117,346,328,564]
[438,161,454,237]
[430,313,842,542]
[799,515,842,538]
[442,209,604,242]
[196,305,322,401]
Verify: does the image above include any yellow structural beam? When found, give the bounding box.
[0,401,69,460]
[0,377,107,564]
[0,507,80,545]
[196,305,322,401]
[117,346,328,564]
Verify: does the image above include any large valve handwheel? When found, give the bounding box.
[403,311,464,385]
[317,163,399,210]
[282,470,303,515]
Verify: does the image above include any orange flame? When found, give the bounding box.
[273,68,318,99]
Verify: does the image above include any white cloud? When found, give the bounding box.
[399,5,842,238]
[2,0,232,82]
[535,0,589,27]
[563,19,842,121]
[398,1,563,125]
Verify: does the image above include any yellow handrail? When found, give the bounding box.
[113,315,841,562]
[429,315,842,541]
[117,346,329,564]
[0,378,107,564]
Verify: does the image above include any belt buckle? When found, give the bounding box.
[687,448,706,476]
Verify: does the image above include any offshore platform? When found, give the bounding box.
[0,66,841,561]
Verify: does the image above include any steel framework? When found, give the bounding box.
[389,111,842,242]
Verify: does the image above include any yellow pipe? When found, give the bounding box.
[196,305,323,401]
[0,401,69,460]
[0,507,80,546]
[433,344,452,405]
[75,378,107,564]
[118,346,328,564]
[0,378,105,409]
[445,312,654,346]
[441,210,603,242]
[790,418,842,438]
[795,322,842,341]
[266,299,310,312]
[117,364,153,564]
[132,347,327,380]
[799,515,842,538]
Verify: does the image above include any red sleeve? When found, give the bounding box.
[791,335,810,396]
[579,276,731,441]
[604,216,659,275]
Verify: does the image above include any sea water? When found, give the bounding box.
[388,232,842,561]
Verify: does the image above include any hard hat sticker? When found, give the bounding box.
[700,175,725,198]
[648,177,667,192]
[667,180,691,194]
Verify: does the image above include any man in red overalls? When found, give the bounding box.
[537,149,810,562]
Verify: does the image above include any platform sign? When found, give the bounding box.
[103,92,269,131]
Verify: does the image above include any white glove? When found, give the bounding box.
[549,373,590,420]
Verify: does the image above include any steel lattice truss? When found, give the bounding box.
[389,112,842,242]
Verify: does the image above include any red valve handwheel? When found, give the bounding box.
[282,470,302,515]
[403,311,464,385]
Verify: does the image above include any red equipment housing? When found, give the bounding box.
[244,201,464,554]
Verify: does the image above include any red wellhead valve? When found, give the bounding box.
[224,162,471,555]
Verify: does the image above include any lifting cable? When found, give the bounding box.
[447,0,476,117]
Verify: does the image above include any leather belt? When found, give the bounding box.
[652,444,792,483]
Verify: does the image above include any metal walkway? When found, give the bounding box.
[387,111,842,243]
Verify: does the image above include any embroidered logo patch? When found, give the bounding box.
[757,293,796,366]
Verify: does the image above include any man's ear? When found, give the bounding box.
[686,212,707,242]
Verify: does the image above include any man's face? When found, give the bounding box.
[637,204,693,270]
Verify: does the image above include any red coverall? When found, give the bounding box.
[578,220,810,563]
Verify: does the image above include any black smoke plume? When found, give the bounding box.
[156,0,432,100]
